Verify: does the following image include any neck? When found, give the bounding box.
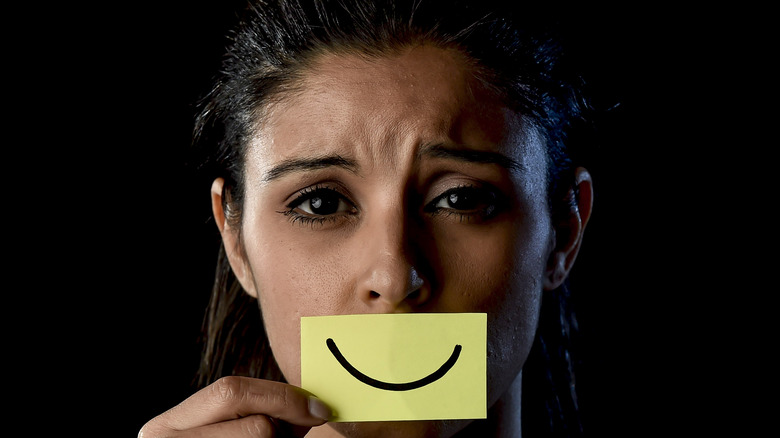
[457,369,523,438]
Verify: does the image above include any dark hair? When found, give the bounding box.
[194,0,592,436]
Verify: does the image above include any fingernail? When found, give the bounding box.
[307,396,333,421]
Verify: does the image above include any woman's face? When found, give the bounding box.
[218,45,563,437]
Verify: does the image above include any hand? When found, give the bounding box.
[138,376,332,437]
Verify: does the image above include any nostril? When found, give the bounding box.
[369,291,381,299]
[407,289,421,300]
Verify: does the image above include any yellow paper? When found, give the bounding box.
[300,313,486,422]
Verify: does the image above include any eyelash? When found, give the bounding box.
[423,184,504,222]
[281,183,504,227]
[281,184,357,227]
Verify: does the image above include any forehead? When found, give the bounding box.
[300,45,478,110]
[249,44,541,175]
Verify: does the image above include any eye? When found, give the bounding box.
[424,185,503,220]
[432,187,490,211]
[286,186,356,218]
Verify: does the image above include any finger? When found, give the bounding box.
[140,414,290,438]
[183,416,315,438]
[151,377,331,432]
[165,414,282,438]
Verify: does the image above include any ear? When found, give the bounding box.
[543,167,594,291]
[211,178,258,298]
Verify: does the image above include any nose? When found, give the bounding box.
[356,209,429,311]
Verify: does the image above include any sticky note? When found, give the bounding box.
[300,313,487,422]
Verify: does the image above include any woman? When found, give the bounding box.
[141,0,594,436]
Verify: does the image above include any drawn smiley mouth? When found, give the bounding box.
[325,338,462,391]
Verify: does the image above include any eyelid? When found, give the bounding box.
[423,182,484,206]
[423,183,506,221]
[285,183,354,209]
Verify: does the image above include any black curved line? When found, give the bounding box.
[325,338,462,391]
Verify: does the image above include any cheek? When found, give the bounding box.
[241,215,358,385]
[433,217,549,314]
[431,214,551,400]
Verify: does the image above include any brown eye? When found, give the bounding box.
[304,193,341,215]
[289,187,355,217]
[424,186,503,220]
[440,188,484,210]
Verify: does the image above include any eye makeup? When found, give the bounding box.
[280,183,358,227]
[279,179,508,229]
[423,183,507,223]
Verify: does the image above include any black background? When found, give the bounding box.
[27,1,746,436]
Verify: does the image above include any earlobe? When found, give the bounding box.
[543,167,594,291]
[211,178,258,298]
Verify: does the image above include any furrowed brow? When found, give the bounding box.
[420,144,522,172]
[263,155,358,182]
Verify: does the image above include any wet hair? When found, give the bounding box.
[194,0,592,436]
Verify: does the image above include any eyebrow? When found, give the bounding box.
[420,144,522,172]
[262,144,520,182]
[263,154,359,182]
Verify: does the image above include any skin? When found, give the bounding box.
[140,44,592,438]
